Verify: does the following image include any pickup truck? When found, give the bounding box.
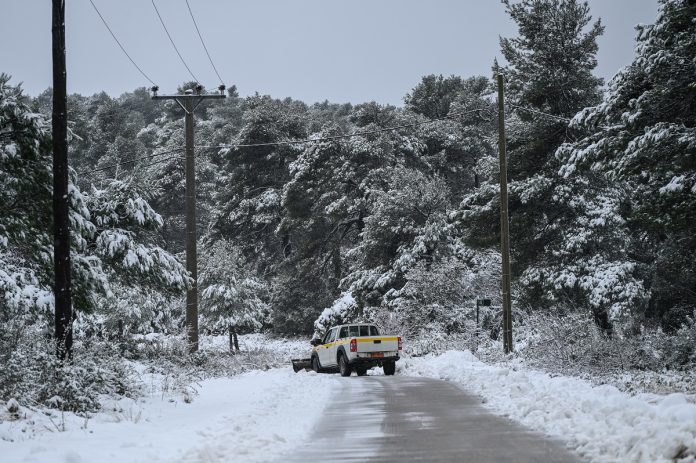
[293,324,402,376]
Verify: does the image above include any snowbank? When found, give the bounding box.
[401,351,696,463]
[0,368,337,463]
[199,333,309,360]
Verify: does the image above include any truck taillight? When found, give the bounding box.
[398,337,403,350]
[350,338,357,352]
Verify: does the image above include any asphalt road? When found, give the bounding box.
[287,375,580,462]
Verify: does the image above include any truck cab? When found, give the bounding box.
[310,324,402,376]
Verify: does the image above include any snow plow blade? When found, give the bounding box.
[292,358,312,372]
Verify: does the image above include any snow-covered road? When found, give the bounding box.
[402,351,696,463]
[289,375,577,462]
[0,369,337,463]
[3,351,695,463]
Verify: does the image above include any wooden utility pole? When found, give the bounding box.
[497,73,513,354]
[52,0,73,360]
[152,86,225,352]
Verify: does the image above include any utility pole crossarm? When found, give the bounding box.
[151,88,225,353]
[152,93,225,113]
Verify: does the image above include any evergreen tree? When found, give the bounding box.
[344,167,455,309]
[404,74,469,119]
[558,0,696,329]
[0,76,187,333]
[200,240,269,350]
[456,0,623,327]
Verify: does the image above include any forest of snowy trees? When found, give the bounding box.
[1,0,695,412]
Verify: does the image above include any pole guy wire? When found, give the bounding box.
[185,0,225,86]
[88,0,157,87]
[152,0,201,84]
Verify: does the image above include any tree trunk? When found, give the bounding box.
[118,319,125,355]
[229,324,240,353]
[592,307,613,337]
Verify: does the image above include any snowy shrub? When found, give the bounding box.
[664,312,696,368]
[517,310,695,376]
[387,253,500,337]
[34,353,139,413]
[0,326,140,413]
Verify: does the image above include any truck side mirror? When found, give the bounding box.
[310,338,321,347]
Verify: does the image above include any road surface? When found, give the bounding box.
[287,375,580,462]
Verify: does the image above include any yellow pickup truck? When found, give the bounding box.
[293,324,402,376]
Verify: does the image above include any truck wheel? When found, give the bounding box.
[356,368,368,376]
[312,356,321,373]
[338,354,352,377]
[383,361,396,376]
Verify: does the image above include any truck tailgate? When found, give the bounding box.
[356,336,399,353]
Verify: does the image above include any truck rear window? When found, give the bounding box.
[349,325,359,337]
[359,325,369,336]
[370,326,379,336]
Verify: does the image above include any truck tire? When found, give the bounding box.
[356,367,368,376]
[383,361,396,376]
[312,356,322,373]
[338,353,352,377]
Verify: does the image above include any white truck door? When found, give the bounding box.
[329,326,350,366]
[318,328,337,366]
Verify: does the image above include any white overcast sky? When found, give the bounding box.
[0,0,660,105]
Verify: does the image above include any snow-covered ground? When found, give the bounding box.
[401,350,696,463]
[0,368,337,463]
[200,333,309,360]
[4,336,694,463]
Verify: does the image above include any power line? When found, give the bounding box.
[78,148,184,176]
[78,108,491,178]
[509,103,615,130]
[509,104,572,123]
[133,155,184,172]
[185,0,225,86]
[196,107,493,150]
[152,0,201,84]
[88,0,157,87]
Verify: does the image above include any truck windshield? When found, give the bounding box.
[370,326,379,336]
[323,328,337,344]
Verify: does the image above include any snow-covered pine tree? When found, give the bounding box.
[406,75,497,200]
[455,0,634,329]
[209,95,307,268]
[274,126,355,334]
[1,75,55,320]
[199,240,269,351]
[558,0,696,330]
[0,75,188,337]
[344,167,455,310]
